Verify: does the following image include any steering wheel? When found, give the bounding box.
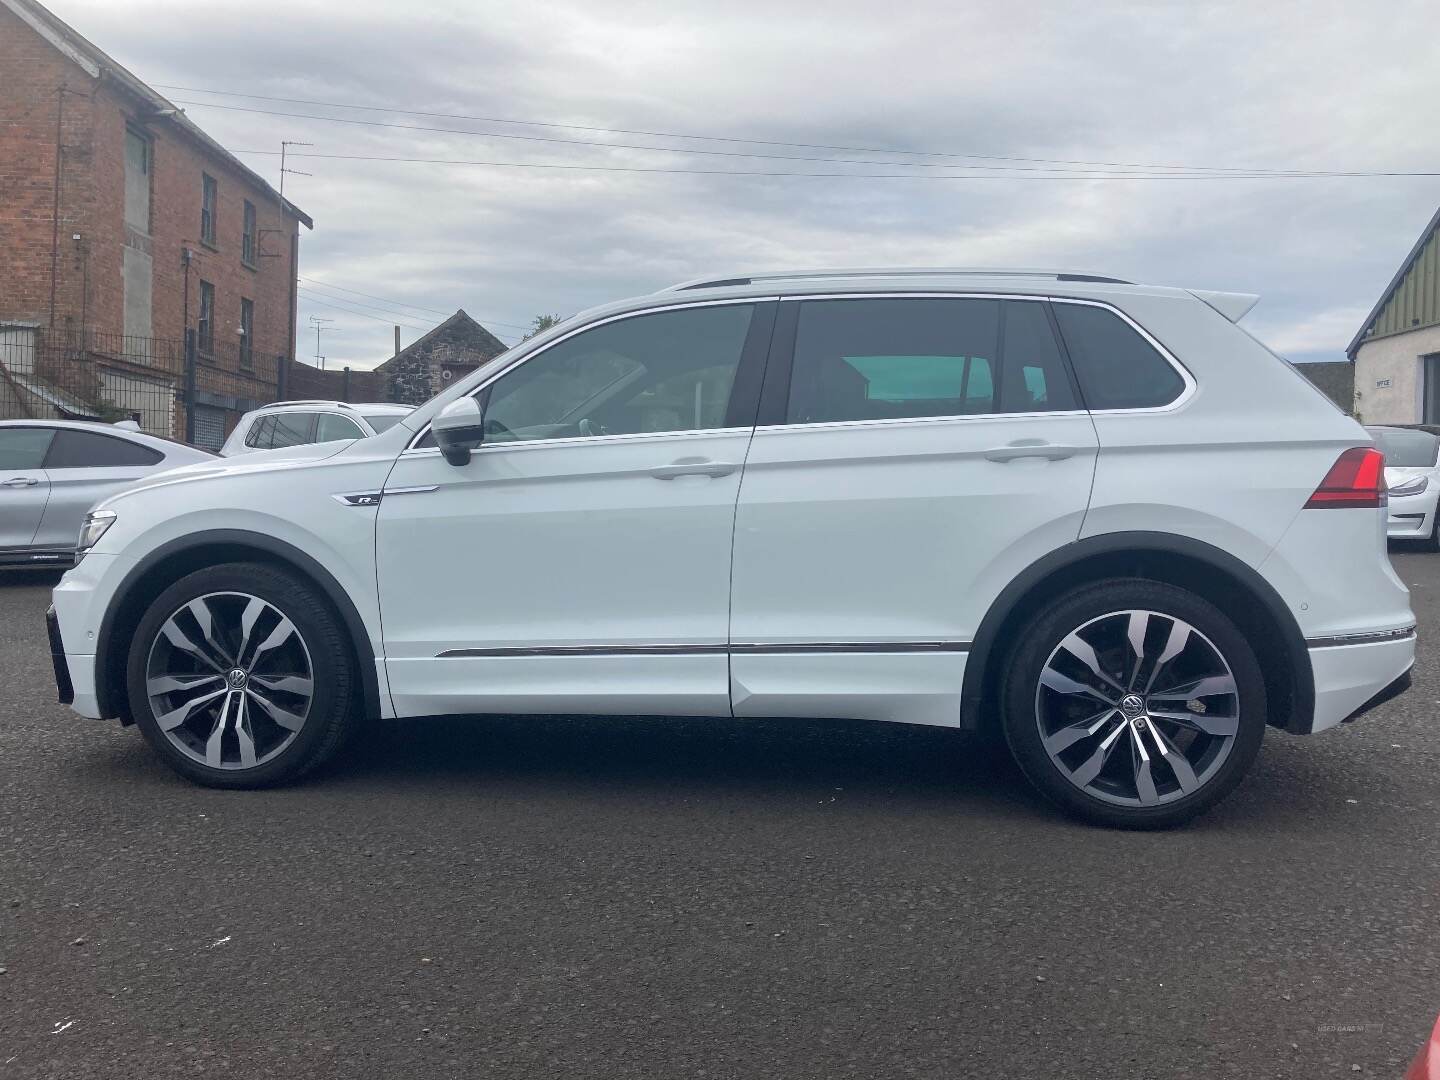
[577,418,609,438]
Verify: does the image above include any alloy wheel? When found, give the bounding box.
[1033,609,1240,807]
[145,591,315,770]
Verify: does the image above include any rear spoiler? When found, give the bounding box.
[1188,289,1260,323]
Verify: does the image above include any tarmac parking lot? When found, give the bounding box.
[2,552,1439,1079]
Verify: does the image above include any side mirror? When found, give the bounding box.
[433,396,485,466]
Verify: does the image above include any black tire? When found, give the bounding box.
[126,562,358,788]
[1000,577,1266,830]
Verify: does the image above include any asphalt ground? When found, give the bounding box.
[2,552,1439,1079]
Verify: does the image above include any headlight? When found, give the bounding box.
[1389,476,1429,497]
[76,510,117,555]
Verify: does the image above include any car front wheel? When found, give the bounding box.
[126,562,358,788]
[1000,577,1267,829]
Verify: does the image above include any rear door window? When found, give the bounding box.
[269,413,316,448]
[782,297,1076,424]
[1052,302,1186,410]
[43,429,163,468]
[316,413,365,442]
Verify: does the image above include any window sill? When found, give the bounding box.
[199,238,219,254]
[241,258,258,272]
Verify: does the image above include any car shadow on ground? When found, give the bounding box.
[336,712,1037,809]
[66,705,1383,833]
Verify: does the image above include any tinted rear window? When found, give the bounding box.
[1369,428,1439,467]
[1053,303,1186,410]
[44,429,163,468]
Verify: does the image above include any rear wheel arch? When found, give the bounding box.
[961,532,1313,736]
[96,530,379,725]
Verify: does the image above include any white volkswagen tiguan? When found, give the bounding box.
[48,269,1415,828]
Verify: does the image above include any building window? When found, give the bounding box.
[200,173,217,246]
[239,297,254,367]
[198,280,215,354]
[123,128,151,233]
[242,200,257,266]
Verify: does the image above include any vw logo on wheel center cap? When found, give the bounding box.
[1119,693,1145,717]
[226,667,248,690]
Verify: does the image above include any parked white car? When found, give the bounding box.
[219,401,410,457]
[50,269,1415,828]
[1367,426,1440,548]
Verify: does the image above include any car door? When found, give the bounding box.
[0,426,55,553]
[376,300,776,719]
[728,294,1100,727]
[31,427,165,551]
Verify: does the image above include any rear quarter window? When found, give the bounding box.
[43,429,163,468]
[1053,302,1186,410]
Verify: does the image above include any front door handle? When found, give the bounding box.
[983,441,1081,463]
[1,477,39,488]
[649,458,739,480]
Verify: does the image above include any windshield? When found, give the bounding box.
[362,413,405,434]
[1368,427,1439,467]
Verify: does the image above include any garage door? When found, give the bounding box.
[191,405,227,451]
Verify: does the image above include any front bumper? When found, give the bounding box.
[1307,629,1416,732]
[1386,491,1437,539]
[50,553,124,720]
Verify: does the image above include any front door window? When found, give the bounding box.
[480,304,755,443]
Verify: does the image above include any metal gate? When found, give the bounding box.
[191,404,227,451]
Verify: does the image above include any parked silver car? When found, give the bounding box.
[0,420,214,567]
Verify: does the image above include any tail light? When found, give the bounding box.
[1304,447,1386,509]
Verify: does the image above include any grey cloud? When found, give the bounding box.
[47,0,1440,368]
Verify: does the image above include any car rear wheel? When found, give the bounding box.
[126,562,358,788]
[1000,578,1266,829]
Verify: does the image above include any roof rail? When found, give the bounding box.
[272,399,356,410]
[662,267,1134,292]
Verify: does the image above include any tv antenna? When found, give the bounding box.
[280,141,313,198]
[309,315,334,370]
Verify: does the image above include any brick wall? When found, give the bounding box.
[0,5,91,327]
[0,3,303,399]
[284,361,384,403]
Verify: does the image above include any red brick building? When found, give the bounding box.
[0,0,312,446]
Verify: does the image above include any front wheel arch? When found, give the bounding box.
[96,531,380,726]
[961,532,1313,737]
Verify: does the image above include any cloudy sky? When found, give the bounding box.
[50,0,1440,370]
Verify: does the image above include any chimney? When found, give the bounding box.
[394,325,401,357]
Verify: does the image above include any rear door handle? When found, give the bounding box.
[983,441,1081,463]
[1,477,39,488]
[649,458,739,480]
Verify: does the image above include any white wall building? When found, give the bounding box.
[1350,205,1440,425]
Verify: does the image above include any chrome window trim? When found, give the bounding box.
[404,296,779,454]
[403,290,1195,454]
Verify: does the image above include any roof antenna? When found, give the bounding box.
[279,141,313,198]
